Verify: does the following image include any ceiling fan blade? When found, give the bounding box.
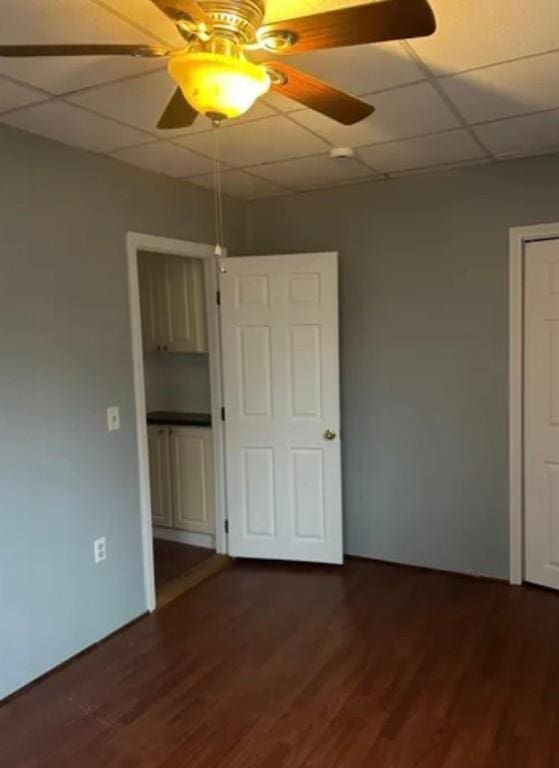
[0,44,168,58]
[149,0,213,27]
[258,0,436,54]
[157,88,198,129]
[265,62,374,125]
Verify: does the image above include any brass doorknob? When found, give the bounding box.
[324,429,337,441]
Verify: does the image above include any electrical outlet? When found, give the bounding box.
[107,406,120,432]
[94,537,107,564]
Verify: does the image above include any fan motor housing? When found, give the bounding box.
[199,0,266,43]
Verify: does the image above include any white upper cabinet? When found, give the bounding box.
[139,252,207,354]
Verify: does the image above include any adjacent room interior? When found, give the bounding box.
[2,1,559,765]
[137,245,220,604]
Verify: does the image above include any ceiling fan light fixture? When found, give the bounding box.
[168,51,271,121]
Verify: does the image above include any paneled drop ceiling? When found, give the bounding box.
[1,0,559,198]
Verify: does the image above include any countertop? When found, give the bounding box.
[147,411,212,428]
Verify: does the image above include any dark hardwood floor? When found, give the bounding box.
[153,539,214,592]
[2,559,559,767]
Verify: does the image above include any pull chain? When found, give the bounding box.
[212,123,225,257]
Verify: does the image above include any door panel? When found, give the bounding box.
[138,253,160,351]
[524,239,559,590]
[164,256,207,353]
[148,426,172,528]
[220,252,342,564]
[171,427,215,534]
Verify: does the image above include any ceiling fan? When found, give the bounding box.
[0,0,436,129]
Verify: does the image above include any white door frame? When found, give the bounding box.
[126,232,227,612]
[509,222,559,586]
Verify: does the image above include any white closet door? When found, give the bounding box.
[220,253,343,564]
[525,238,559,590]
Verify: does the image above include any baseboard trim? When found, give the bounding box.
[346,554,507,583]
[153,527,215,550]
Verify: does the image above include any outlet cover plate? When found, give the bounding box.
[94,537,107,564]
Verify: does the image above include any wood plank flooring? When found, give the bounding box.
[2,558,559,767]
[153,539,214,592]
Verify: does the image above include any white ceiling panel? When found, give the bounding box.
[290,82,460,148]
[1,0,559,197]
[189,170,284,198]
[473,110,559,159]
[109,140,215,176]
[0,0,164,94]
[391,157,491,179]
[262,42,424,97]
[408,0,559,75]
[251,154,377,189]
[1,100,151,152]
[0,77,48,114]
[263,0,372,24]
[67,69,276,138]
[440,51,559,125]
[176,115,329,167]
[358,130,485,174]
[95,0,184,46]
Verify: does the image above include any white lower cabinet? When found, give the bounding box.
[148,425,215,535]
[148,425,173,528]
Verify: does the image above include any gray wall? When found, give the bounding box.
[0,124,246,699]
[144,352,211,414]
[247,154,559,580]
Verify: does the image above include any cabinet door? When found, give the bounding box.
[170,427,215,534]
[148,426,173,528]
[138,253,168,351]
[164,256,208,353]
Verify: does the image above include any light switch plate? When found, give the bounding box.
[107,406,120,432]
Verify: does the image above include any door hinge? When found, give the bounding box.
[216,290,221,306]
[224,519,229,534]
[221,406,225,422]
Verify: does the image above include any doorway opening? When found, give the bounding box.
[126,233,228,611]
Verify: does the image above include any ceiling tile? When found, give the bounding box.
[408,0,559,75]
[473,110,559,158]
[251,154,377,189]
[175,115,329,167]
[261,42,424,98]
[67,69,276,138]
[391,157,492,179]
[0,0,164,94]
[109,140,214,177]
[263,0,372,24]
[188,170,284,198]
[0,77,48,113]
[1,100,151,152]
[290,82,460,148]
[358,130,485,174]
[95,0,184,46]
[440,51,559,124]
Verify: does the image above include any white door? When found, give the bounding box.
[171,426,215,534]
[220,252,343,564]
[525,238,559,590]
